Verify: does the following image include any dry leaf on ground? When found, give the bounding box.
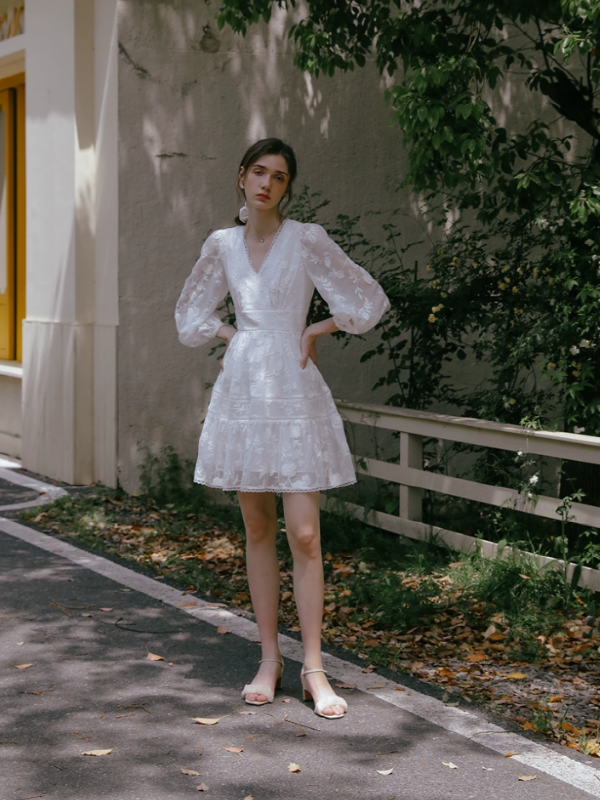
[242,796,254,800]
[224,746,243,754]
[15,664,33,670]
[296,732,307,737]
[466,653,487,662]
[82,749,112,756]
[179,767,200,776]
[482,766,494,770]
[196,784,209,792]
[335,682,356,689]
[507,672,527,680]
[367,683,386,689]
[504,752,520,758]
[518,775,537,781]
[377,768,394,775]
[288,762,301,773]
[217,626,231,634]
[99,607,113,612]
[192,717,222,725]
[147,652,164,661]
[442,761,458,769]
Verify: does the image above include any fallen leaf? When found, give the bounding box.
[335,682,356,689]
[81,613,93,617]
[15,664,33,670]
[196,784,209,792]
[147,652,164,662]
[507,672,527,680]
[361,665,375,673]
[296,732,307,737]
[288,762,301,773]
[192,717,221,725]
[217,626,230,635]
[242,796,254,800]
[466,652,487,662]
[224,746,243,754]
[367,683,386,689]
[377,768,394,775]
[179,766,200,776]
[518,775,537,782]
[246,734,265,740]
[504,752,520,758]
[482,766,494,771]
[99,607,113,612]
[395,686,406,692]
[178,602,197,607]
[82,749,112,756]
[282,698,291,703]
[442,761,458,769]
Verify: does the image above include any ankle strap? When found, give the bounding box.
[260,658,283,665]
[302,667,326,676]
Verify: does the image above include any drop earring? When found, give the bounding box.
[238,182,249,222]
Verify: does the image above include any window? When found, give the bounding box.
[0,74,24,362]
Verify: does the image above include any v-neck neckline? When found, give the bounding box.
[242,219,287,275]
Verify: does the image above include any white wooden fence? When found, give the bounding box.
[324,400,600,592]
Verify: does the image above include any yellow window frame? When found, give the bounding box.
[0,72,24,363]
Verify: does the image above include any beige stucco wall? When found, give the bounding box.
[116,0,420,491]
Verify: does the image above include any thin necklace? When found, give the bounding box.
[243,219,287,274]
[248,218,283,243]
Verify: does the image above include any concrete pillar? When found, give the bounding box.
[22,0,118,485]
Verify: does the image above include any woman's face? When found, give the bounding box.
[240,153,290,213]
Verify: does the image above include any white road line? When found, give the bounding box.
[0,466,68,511]
[1,515,599,797]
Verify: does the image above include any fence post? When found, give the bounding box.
[399,432,423,521]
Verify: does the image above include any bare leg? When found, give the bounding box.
[282,492,345,717]
[238,491,281,703]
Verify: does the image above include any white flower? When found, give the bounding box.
[574,426,586,434]
[585,239,594,246]
[529,475,539,485]
[517,451,524,457]
[579,339,591,348]
[570,345,580,355]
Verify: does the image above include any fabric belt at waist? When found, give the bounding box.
[236,309,306,332]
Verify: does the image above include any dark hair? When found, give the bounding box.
[235,138,298,225]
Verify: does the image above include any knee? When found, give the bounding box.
[288,525,320,559]
[244,511,277,546]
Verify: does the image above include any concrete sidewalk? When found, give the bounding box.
[1,485,600,798]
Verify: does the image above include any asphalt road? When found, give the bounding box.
[1,506,600,799]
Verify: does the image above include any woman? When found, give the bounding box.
[175,138,389,719]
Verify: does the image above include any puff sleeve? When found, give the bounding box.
[175,232,229,347]
[301,224,390,334]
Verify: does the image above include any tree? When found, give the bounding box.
[217,1,600,446]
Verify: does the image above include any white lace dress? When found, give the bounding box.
[175,219,390,493]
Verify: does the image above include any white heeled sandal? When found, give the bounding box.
[301,667,348,719]
[241,657,284,706]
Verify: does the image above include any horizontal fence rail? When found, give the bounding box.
[325,399,600,592]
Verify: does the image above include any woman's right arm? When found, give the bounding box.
[175,232,231,347]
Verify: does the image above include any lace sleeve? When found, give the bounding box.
[301,224,390,334]
[175,232,229,347]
